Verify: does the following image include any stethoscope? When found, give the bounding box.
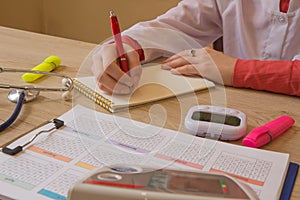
[0,67,73,132]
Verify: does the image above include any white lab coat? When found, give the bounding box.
[123,0,300,62]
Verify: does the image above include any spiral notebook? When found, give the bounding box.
[74,64,215,112]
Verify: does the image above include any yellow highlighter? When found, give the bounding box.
[22,56,61,83]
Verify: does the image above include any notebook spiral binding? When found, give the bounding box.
[73,79,113,113]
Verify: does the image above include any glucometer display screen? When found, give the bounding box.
[191,111,241,126]
[169,176,224,194]
[147,172,228,195]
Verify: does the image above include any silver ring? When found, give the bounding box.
[190,49,196,57]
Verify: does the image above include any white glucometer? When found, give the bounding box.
[68,165,258,200]
[184,105,247,140]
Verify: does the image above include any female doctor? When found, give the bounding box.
[92,0,300,96]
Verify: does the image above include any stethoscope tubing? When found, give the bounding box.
[0,90,25,132]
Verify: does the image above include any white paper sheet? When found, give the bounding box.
[0,105,290,200]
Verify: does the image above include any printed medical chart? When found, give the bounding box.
[0,105,290,200]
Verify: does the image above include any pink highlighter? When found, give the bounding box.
[242,116,295,148]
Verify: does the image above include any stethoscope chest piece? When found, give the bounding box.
[8,89,40,103]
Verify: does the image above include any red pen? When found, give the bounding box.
[242,115,295,148]
[110,10,129,73]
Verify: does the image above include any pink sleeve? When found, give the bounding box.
[233,59,300,96]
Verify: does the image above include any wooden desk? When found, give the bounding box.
[0,26,299,199]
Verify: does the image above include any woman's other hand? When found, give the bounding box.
[161,47,237,86]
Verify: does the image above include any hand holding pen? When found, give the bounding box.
[91,11,142,94]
